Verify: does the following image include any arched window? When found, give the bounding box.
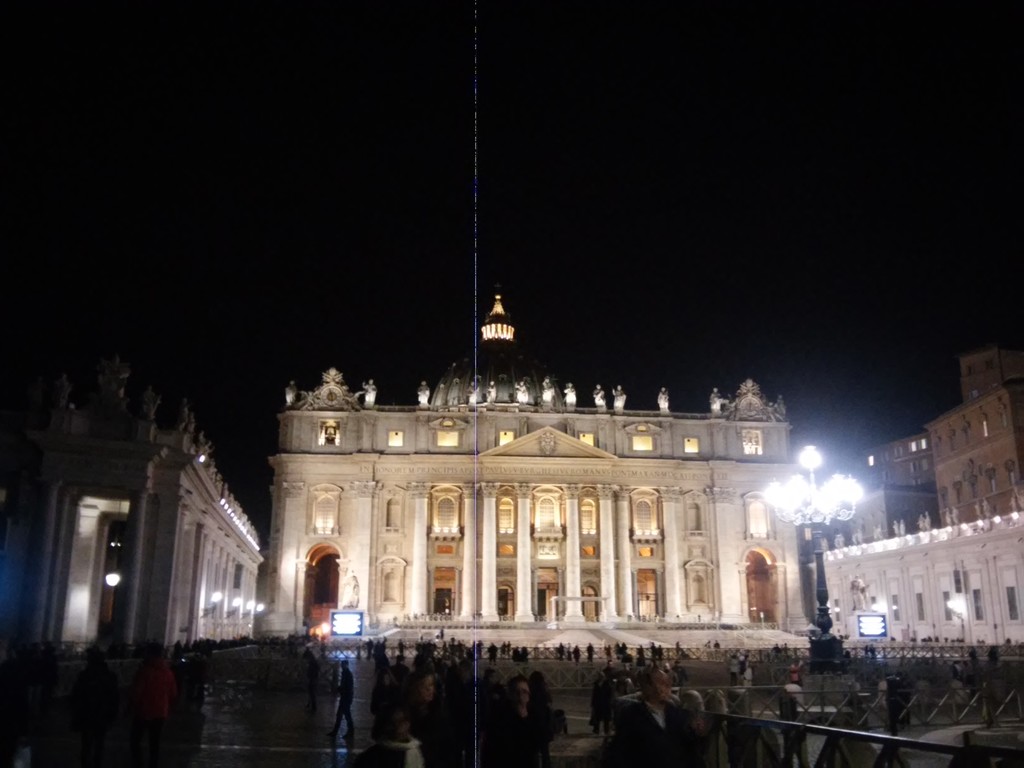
[498,498,515,533]
[385,498,401,530]
[314,495,337,535]
[748,500,769,538]
[436,497,457,530]
[580,499,597,534]
[537,497,557,528]
[635,499,653,531]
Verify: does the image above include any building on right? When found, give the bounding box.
[824,345,1024,645]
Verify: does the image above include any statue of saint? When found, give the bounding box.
[851,576,866,611]
[417,381,431,406]
[563,382,577,409]
[141,385,161,420]
[657,387,669,413]
[177,398,192,431]
[341,572,360,609]
[710,387,726,415]
[285,380,298,406]
[873,522,884,541]
[833,532,845,549]
[593,384,606,409]
[361,379,377,408]
[541,376,555,405]
[487,381,497,404]
[1013,485,1024,513]
[468,379,480,405]
[52,373,72,410]
[515,379,529,405]
[612,385,626,412]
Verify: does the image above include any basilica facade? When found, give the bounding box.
[260,295,805,636]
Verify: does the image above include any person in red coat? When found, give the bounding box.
[130,642,178,768]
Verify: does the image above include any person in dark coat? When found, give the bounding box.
[354,703,425,768]
[528,670,555,768]
[403,666,458,768]
[71,647,120,768]
[303,647,320,712]
[589,667,615,735]
[481,674,543,768]
[329,659,356,740]
[607,666,707,768]
[0,647,30,768]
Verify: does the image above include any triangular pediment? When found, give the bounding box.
[479,426,617,459]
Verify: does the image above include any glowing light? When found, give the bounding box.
[232,597,243,607]
[105,572,121,587]
[211,591,223,604]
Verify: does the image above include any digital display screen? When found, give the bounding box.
[330,611,364,637]
[857,613,887,638]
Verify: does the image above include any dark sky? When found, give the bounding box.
[2,3,1020,541]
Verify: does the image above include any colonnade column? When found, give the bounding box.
[616,487,634,619]
[409,483,429,616]
[121,488,150,644]
[564,485,583,619]
[661,488,682,619]
[598,485,618,621]
[515,483,533,622]
[33,481,62,641]
[480,484,499,621]
[460,486,477,619]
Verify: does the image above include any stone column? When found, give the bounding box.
[409,483,429,616]
[33,481,62,641]
[351,481,375,611]
[480,484,499,621]
[564,485,583,619]
[616,488,634,618]
[515,484,533,622]
[598,485,618,620]
[121,488,150,644]
[460,486,477,619]
[661,488,682,619]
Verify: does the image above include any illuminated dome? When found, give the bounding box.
[430,293,562,409]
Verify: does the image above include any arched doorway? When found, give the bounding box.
[745,550,777,624]
[582,585,599,621]
[303,545,340,634]
[497,584,514,618]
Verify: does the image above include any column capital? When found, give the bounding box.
[565,484,580,499]
[461,483,478,496]
[597,485,615,500]
[615,487,631,503]
[514,483,531,496]
[407,482,430,499]
[660,487,684,502]
[705,486,737,503]
[350,480,376,498]
[283,481,306,499]
[480,482,500,498]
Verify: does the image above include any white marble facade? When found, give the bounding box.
[259,296,805,636]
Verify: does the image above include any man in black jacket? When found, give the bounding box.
[608,666,707,768]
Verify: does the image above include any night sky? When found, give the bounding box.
[3,3,1019,540]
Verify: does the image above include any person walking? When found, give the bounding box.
[528,670,555,768]
[129,642,178,768]
[70,647,120,768]
[607,666,707,768]
[303,647,321,712]
[328,659,356,741]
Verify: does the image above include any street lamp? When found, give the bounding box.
[766,445,862,674]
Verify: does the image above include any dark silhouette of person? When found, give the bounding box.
[528,670,555,768]
[129,642,178,768]
[589,667,615,735]
[70,647,120,768]
[0,647,30,768]
[303,647,320,712]
[404,666,458,768]
[328,659,355,740]
[481,674,543,768]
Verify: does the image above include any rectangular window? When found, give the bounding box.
[972,588,984,620]
[436,544,454,555]
[388,430,404,447]
[319,420,340,446]
[891,595,901,622]
[578,432,594,446]
[436,430,459,447]
[581,545,596,557]
[638,546,654,558]
[1007,586,1020,621]
[498,543,515,557]
[499,430,515,445]
[741,429,763,456]
[943,590,953,621]
[233,563,243,589]
[683,437,699,454]
[915,592,925,621]
[631,435,653,451]
[954,569,963,593]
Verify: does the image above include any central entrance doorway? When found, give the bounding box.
[433,567,456,616]
[536,568,559,619]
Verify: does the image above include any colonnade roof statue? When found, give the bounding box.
[280,292,788,420]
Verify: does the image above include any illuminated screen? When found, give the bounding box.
[330,611,364,637]
[857,613,887,638]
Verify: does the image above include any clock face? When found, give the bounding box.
[326,391,337,403]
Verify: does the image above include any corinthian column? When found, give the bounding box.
[33,481,62,641]
[598,485,618,621]
[480,484,499,621]
[661,488,682,619]
[564,485,583,619]
[460,486,477,619]
[616,488,634,618]
[122,488,150,643]
[409,483,429,616]
[515,483,533,622]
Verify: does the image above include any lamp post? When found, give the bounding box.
[766,445,862,674]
